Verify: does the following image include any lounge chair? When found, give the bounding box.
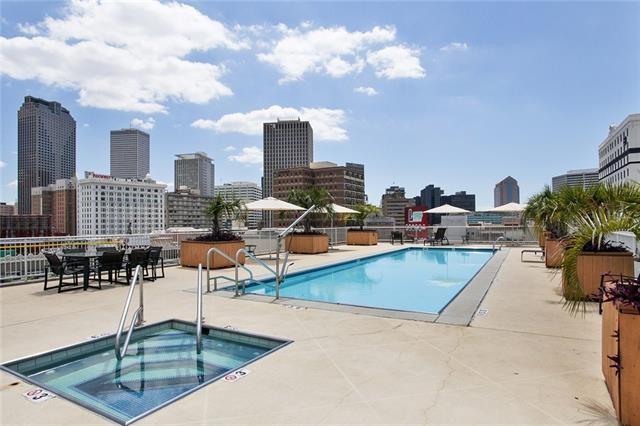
[425,228,449,246]
[391,231,404,245]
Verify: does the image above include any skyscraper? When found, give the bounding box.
[110,129,150,179]
[441,191,476,212]
[598,114,640,185]
[174,152,215,196]
[262,118,313,198]
[381,186,415,225]
[419,184,444,224]
[552,168,599,192]
[17,96,76,214]
[494,176,520,207]
[215,181,262,228]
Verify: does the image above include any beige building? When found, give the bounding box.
[381,186,415,225]
[165,188,214,230]
[0,203,16,216]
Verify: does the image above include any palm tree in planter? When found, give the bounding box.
[346,204,380,245]
[286,187,333,254]
[180,195,247,268]
[523,186,567,267]
[560,182,640,311]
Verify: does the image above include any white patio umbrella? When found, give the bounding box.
[487,202,527,213]
[424,204,470,214]
[243,197,304,211]
[315,203,357,214]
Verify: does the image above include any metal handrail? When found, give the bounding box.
[115,265,144,360]
[235,248,281,296]
[206,247,255,292]
[196,264,203,354]
[277,205,317,238]
[493,236,506,251]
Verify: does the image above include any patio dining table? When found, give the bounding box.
[61,251,126,290]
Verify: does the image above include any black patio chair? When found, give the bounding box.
[126,248,152,282]
[43,252,84,293]
[94,250,126,287]
[148,246,165,280]
[391,231,404,245]
[96,246,118,252]
[425,228,449,246]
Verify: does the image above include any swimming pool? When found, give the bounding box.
[245,248,494,314]
[1,320,290,424]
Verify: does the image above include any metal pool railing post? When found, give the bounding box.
[196,264,203,354]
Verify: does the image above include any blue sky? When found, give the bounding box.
[1,1,639,208]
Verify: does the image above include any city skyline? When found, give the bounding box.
[1,1,639,208]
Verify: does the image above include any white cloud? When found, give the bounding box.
[366,45,425,79]
[192,105,348,142]
[223,145,236,152]
[6,180,17,188]
[257,24,424,83]
[131,117,156,131]
[0,160,6,169]
[228,146,262,165]
[440,42,469,52]
[354,86,379,96]
[82,123,89,127]
[156,180,174,190]
[0,0,245,113]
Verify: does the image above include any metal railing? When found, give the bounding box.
[114,265,144,360]
[196,264,203,354]
[235,248,281,297]
[1,225,541,286]
[206,246,257,295]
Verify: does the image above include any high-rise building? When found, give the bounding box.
[0,203,16,216]
[552,168,599,192]
[441,191,476,212]
[17,96,76,215]
[598,114,640,185]
[110,129,150,180]
[31,178,76,235]
[381,186,415,225]
[174,152,215,196]
[0,215,51,238]
[165,188,214,230]
[419,184,444,224]
[215,181,262,228]
[273,161,365,226]
[494,176,520,207]
[76,172,166,235]
[262,118,313,198]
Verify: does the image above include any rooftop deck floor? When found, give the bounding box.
[0,244,615,424]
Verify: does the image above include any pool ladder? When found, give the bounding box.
[114,265,144,360]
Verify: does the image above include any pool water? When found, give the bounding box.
[2,320,289,424]
[246,248,494,314]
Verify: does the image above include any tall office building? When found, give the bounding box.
[76,171,165,235]
[31,178,77,235]
[552,168,599,192]
[110,129,150,179]
[17,96,76,214]
[165,188,214,230]
[262,118,313,198]
[174,152,215,196]
[494,176,520,207]
[598,114,640,185]
[419,184,444,225]
[441,191,476,212]
[381,186,415,226]
[215,181,263,228]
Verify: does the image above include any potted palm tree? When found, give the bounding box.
[285,187,332,254]
[180,195,246,268]
[523,186,565,267]
[560,183,640,305]
[346,204,380,245]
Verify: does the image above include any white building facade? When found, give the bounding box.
[77,172,166,235]
[598,114,640,185]
[552,168,599,192]
[215,181,262,228]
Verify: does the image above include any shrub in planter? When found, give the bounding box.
[600,275,640,425]
[180,195,246,268]
[285,231,329,254]
[346,204,380,246]
[285,187,332,254]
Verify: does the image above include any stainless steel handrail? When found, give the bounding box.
[235,248,280,296]
[196,264,203,354]
[115,265,144,360]
[206,247,255,292]
[493,236,506,251]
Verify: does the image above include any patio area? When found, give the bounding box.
[0,244,616,424]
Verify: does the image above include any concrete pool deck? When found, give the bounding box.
[0,244,616,424]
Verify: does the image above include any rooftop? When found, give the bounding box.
[0,244,616,424]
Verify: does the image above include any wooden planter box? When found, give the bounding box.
[347,230,378,246]
[544,238,564,268]
[563,251,634,300]
[602,295,640,425]
[538,231,546,249]
[285,234,329,254]
[180,240,245,268]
